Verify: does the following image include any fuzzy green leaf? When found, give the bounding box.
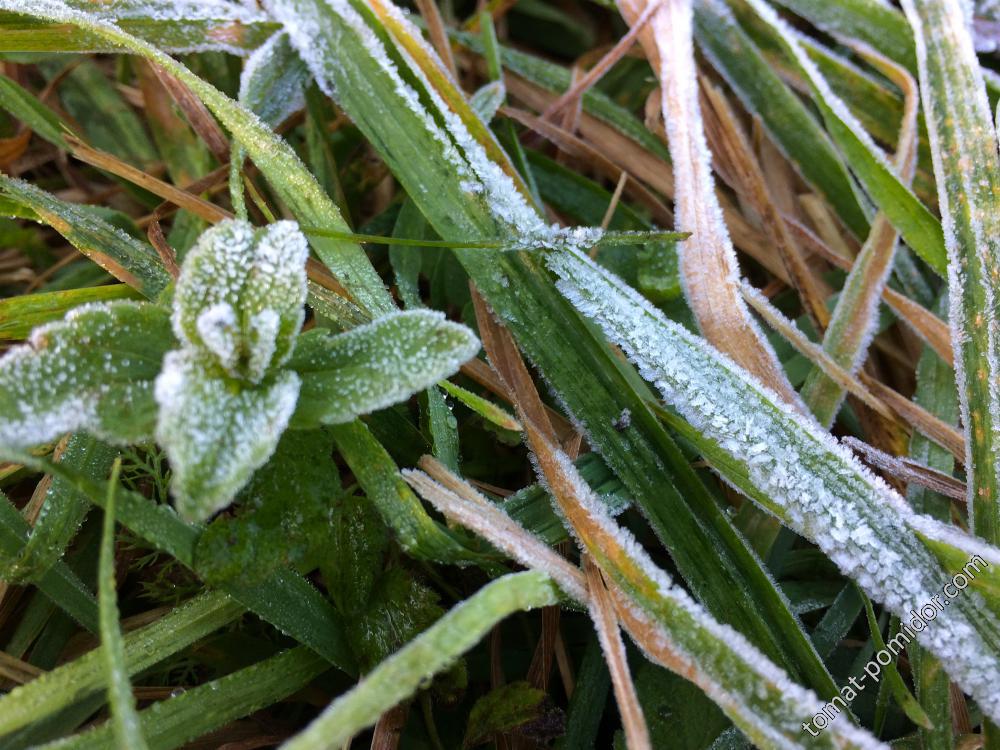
[288,309,480,427]
[174,219,308,384]
[0,301,172,450]
[154,351,300,521]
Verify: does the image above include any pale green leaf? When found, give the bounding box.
[0,301,172,450]
[288,309,480,427]
[175,219,308,383]
[154,351,300,521]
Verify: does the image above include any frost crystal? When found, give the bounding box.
[547,247,1000,722]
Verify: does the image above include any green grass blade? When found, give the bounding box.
[8,451,358,672]
[328,420,489,563]
[0,72,69,148]
[0,0,392,317]
[97,458,149,750]
[0,176,171,299]
[0,286,142,341]
[281,571,562,750]
[0,2,278,54]
[6,434,115,584]
[0,491,98,632]
[42,648,327,750]
[902,0,1000,543]
[0,590,243,737]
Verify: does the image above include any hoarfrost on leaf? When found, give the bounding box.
[0,301,173,450]
[174,218,308,384]
[154,350,300,522]
[288,309,481,427]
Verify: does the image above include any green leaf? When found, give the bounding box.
[348,567,444,671]
[0,301,172,450]
[193,429,342,585]
[97,459,149,750]
[174,219,308,383]
[154,351,300,521]
[323,492,387,617]
[288,309,480,428]
[464,681,564,748]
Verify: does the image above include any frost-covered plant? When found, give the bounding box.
[0,218,480,521]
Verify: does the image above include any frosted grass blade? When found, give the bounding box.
[0,1,278,54]
[638,0,802,407]
[800,47,919,426]
[39,648,327,750]
[694,0,869,239]
[739,0,947,276]
[0,591,243,736]
[266,0,838,702]
[547,246,1000,722]
[902,0,1000,545]
[0,176,170,300]
[0,0,392,317]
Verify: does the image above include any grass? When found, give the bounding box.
[0,0,999,747]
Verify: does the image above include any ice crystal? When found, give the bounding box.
[546,247,1000,722]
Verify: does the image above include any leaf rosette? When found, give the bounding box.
[0,217,481,522]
